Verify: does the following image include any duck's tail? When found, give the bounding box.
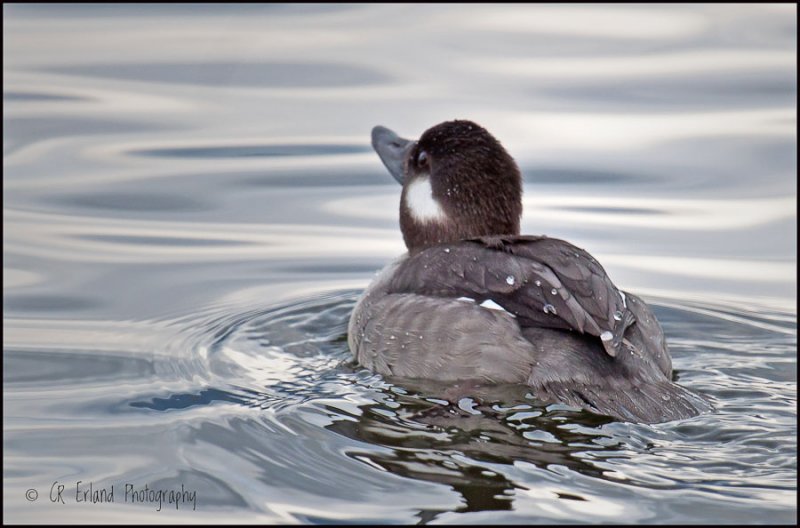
[532,379,713,424]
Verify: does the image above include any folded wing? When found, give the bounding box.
[386,235,634,357]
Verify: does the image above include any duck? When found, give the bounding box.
[348,119,711,423]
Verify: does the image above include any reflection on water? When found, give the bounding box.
[3,3,796,524]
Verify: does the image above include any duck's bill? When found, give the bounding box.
[371,125,413,185]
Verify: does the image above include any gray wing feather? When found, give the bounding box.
[352,293,537,384]
[387,236,634,357]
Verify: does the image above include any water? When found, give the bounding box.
[3,4,796,523]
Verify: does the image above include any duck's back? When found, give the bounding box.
[348,236,711,423]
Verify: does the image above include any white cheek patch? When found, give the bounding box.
[404,177,446,223]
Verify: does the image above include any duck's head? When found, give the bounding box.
[371,120,522,253]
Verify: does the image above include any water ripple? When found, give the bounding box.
[129,144,372,159]
[42,62,391,88]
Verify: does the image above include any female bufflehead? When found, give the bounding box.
[348,120,710,423]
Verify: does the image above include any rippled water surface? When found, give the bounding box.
[3,4,797,524]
